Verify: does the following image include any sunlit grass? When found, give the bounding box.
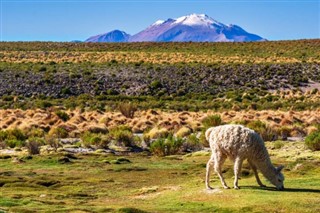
[0,144,319,212]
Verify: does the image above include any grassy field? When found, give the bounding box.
[0,142,319,213]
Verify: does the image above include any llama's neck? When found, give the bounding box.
[252,145,276,182]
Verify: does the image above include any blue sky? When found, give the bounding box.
[1,0,319,41]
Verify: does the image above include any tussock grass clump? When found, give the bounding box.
[48,127,69,139]
[201,115,222,129]
[183,134,202,152]
[81,132,111,148]
[109,126,134,147]
[26,137,45,155]
[200,115,223,147]
[305,131,320,151]
[0,128,27,148]
[119,102,137,119]
[150,135,184,156]
[55,110,70,121]
[247,120,277,141]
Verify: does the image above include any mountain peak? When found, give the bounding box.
[85,14,265,42]
[85,30,130,42]
[173,13,224,27]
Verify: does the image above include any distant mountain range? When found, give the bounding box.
[85,14,265,42]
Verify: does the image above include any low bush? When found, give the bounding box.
[5,139,25,148]
[81,132,102,148]
[305,131,320,151]
[27,127,46,138]
[45,136,60,151]
[247,120,277,141]
[0,129,27,148]
[48,127,69,139]
[109,126,134,147]
[26,137,45,155]
[201,114,222,129]
[55,110,70,121]
[183,134,202,152]
[150,135,184,156]
[119,102,137,118]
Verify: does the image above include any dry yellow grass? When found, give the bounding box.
[1,50,317,64]
[0,108,320,138]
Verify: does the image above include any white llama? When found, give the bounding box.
[205,124,284,190]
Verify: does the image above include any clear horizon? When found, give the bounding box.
[1,0,319,42]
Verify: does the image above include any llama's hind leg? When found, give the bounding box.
[205,155,214,190]
[214,154,229,189]
[248,160,266,187]
[233,157,243,189]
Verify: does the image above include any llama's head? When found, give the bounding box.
[271,165,285,190]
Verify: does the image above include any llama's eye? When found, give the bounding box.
[278,179,282,182]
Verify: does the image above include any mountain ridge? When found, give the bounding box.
[86,14,265,42]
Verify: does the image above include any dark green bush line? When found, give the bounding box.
[0,62,319,99]
[0,92,320,111]
[1,40,319,60]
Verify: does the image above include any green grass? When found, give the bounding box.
[0,143,320,212]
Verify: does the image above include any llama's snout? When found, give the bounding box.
[277,185,285,191]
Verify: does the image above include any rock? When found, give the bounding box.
[59,138,81,145]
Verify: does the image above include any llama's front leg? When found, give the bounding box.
[205,156,214,190]
[248,160,266,187]
[214,155,229,189]
[234,157,243,189]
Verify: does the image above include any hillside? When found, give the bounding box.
[0,40,319,110]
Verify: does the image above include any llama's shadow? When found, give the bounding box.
[241,186,320,193]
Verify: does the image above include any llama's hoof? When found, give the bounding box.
[260,184,267,188]
[223,186,230,189]
[206,186,213,190]
[234,186,240,190]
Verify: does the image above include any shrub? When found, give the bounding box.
[175,126,192,138]
[119,102,137,118]
[183,134,202,152]
[45,136,60,151]
[150,138,166,156]
[150,135,184,156]
[202,115,222,128]
[55,110,70,121]
[48,127,69,139]
[109,126,134,147]
[5,139,25,148]
[247,120,277,141]
[26,137,45,155]
[81,132,102,148]
[28,128,46,138]
[0,130,8,142]
[166,135,184,155]
[145,127,169,139]
[0,129,27,148]
[6,128,27,141]
[305,131,320,151]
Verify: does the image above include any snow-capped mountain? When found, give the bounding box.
[85,30,130,42]
[85,14,265,42]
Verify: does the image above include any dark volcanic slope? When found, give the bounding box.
[0,63,319,98]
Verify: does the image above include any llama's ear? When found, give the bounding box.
[276,165,284,172]
[205,127,214,141]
